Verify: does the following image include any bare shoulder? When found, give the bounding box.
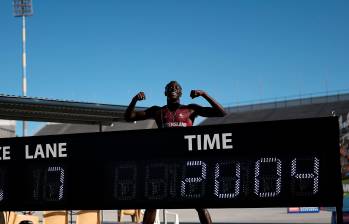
[145,105,162,111]
[145,105,162,117]
[187,103,202,110]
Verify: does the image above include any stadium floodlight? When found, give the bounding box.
[13,0,33,136]
[13,0,33,17]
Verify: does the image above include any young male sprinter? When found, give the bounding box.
[125,81,226,224]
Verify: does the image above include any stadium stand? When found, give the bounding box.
[1,92,348,223]
[201,93,349,125]
[35,120,156,136]
[34,92,349,141]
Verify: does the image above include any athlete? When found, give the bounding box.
[125,81,226,224]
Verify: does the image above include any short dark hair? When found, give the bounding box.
[165,81,182,92]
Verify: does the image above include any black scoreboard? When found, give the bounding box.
[0,117,342,211]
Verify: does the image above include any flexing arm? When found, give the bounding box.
[190,90,226,117]
[124,92,149,121]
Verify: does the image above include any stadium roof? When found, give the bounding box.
[201,92,349,125]
[0,94,147,125]
[35,120,157,136]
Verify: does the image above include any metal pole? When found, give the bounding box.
[99,123,103,223]
[163,209,167,224]
[22,15,28,136]
[336,205,343,224]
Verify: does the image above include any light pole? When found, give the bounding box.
[13,0,33,137]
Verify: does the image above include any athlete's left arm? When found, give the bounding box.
[190,90,226,117]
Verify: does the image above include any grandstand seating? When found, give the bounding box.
[202,100,349,125]
[35,120,156,136]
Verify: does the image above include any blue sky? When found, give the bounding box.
[0,1,348,112]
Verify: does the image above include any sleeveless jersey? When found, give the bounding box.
[156,106,193,128]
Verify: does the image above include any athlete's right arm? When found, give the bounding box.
[124,92,147,121]
[124,92,159,122]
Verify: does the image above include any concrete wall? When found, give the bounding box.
[0,120,16,138]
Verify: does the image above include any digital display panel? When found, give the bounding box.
[0,117,342,211]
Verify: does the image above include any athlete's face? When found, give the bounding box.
[165,83,182,100]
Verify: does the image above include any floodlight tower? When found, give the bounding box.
[13,0,33,136]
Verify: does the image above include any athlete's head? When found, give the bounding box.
[165,81,182,100]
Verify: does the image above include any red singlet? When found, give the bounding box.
[146,105,195,128]
[159,106,193,128]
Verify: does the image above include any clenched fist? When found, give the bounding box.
[133,92,146,101]
[190,90,206,99]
